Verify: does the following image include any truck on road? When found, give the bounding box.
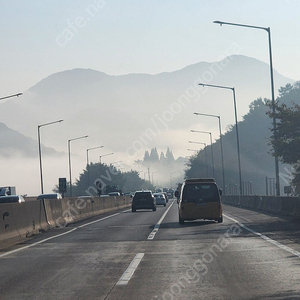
[0,186,16,197]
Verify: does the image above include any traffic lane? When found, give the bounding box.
[106,201,238,299]
[2,202,170,250]
[109,241,300,299]
[105,202,300,299]
[61,202,172,243]
[0,205,170,300]
[154,198,230,241]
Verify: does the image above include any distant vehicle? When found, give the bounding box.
[153,193,166,207]
[100,195,110,197]
[162,192,169,203]
[76,195,94,203]
[77,195,93,199]
[124,191,134,197]
[177,178,223,224]
[0,186,16,197]
[37,193,62,200]
[105,185,123,195]
[131,191,156,212]
[167,188,174,199]
[108,192,121,196]
[0,195,25,203]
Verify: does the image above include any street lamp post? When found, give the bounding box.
[213,20,279,196]
[68,135,88,197]
[193,113,225,192]
[191,130,215,178]
[188,141,208,177]
[38,119,63,194]
[170,171,177,189]
[199,83,243,196]
[152,171,158,185]
[0,93,22,101]
[87,146,103,186]
[99,152,114,164]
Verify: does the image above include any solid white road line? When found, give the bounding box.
[224,213,300,258]
[147,200,175,240]
[0,210,129,259]
[116,253,145,285]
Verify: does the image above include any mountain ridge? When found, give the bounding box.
[0,122,63,158]
[28,55,293,91]
[0,54,294,160]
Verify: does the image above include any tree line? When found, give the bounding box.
[185,81,300,195]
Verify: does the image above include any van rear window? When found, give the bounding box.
[182,184,219,202]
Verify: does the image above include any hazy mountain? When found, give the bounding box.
[0,55,294,160]
[0,122,62,158]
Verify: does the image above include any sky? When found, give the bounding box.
[0,0,299,97]
[1,0,300,195]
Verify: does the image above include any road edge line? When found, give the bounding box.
[223,213,300,258]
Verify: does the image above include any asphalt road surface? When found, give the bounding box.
[1,200,300,300]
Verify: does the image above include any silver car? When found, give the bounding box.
[37,193,62,200]
[153,193,166,207]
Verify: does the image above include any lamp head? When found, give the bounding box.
[213,20,223,26]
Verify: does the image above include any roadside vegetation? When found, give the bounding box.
[186,81,300,195]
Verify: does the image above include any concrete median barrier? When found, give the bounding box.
[0,200,49,243]
[55,196,132,227]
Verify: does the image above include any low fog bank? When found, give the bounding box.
[0,152,186,196]
[0,155,69,196]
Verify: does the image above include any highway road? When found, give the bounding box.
[1,199,300,299]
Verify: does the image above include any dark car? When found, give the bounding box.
[0,195,25,203]
[132,191,156,212]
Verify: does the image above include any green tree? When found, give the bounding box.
[143,150,150,162]
[76,163,125,196]
[160,151,166,162]
[123,170,154,192]
[149,147,159,162]
[184,97,281,194]
[54,163,155,196]
[266,82,300,165]
[266,82,300,191]
[165,147,175,163]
